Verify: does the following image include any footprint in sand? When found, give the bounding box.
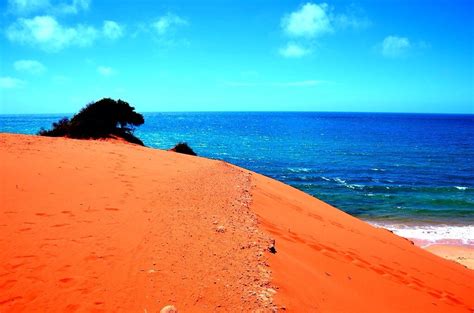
[59,277,74,284]
[309,243,322,251]
[0,279,18,289]
[0,296,23,306]
[51,223,69,227]
[105,207,120,211]
[35,212,53,217]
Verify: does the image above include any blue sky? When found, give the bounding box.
[0,0,473,114]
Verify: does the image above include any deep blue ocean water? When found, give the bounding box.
[1,112,473,242]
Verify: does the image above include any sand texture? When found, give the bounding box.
[249,173,474,312]
[1,134,473,312]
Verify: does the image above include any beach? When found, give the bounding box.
[426,245,474,270]
[1,133,473,312]
[367,221,474,269]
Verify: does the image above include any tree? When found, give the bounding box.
[38,98,145,145]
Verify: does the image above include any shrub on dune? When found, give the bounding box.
[38,117,70,137]
[170,142,197,156]
[38,98,145,145]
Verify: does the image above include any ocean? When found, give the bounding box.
[1,112,473,245]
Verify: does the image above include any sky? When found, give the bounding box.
[0,0,473,114]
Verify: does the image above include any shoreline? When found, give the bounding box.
[367,220,474,246]
[367,221,474,269]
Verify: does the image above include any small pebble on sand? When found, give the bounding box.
[160,305,178,313]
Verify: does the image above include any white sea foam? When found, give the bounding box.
[333,177,366,190]
[288,167,311,173]
[455,186,468,191]
[347,183,364,190]
[369,222,474,246]
[321,176,331,181]
[371,168,386,172]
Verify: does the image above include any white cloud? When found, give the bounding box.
[103,20,123,40]
[152,13,188,35]
[97,66,115,76]
[381,35,411,57]
[281,2,332,38]
[0,76,26,89]
[13,59,46,74]
[279,3,370,59]
[6,15,98,52]
[279,42,311,58]
[7,0,90,15]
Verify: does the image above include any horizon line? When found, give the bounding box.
[1,110,473,116]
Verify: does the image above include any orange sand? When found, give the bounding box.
[1,134,473,312]
[250,173,474,312]
[0,134,272,312]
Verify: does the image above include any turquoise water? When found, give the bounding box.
[1,112,473,241]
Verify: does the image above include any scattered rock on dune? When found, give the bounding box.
[216,225,226,233]
[160,304,178,313]
[268,239,277,254]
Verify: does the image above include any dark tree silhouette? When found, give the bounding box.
[170,142,197,156]
[38,98,145,145]
[38,117,70,137]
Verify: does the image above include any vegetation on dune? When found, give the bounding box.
[38,98,145,145]
[170,142,197,156]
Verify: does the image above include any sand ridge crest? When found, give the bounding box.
[0,134,276,312]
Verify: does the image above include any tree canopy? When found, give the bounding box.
[38,98,145,145]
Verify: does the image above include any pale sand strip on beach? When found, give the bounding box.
[425,245,474,270]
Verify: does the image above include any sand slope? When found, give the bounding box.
[0,134,272,312]
[250,173,474,312]
[1,134,473,312]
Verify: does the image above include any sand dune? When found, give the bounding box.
[1,134,473,312]
[250,173,474,312]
